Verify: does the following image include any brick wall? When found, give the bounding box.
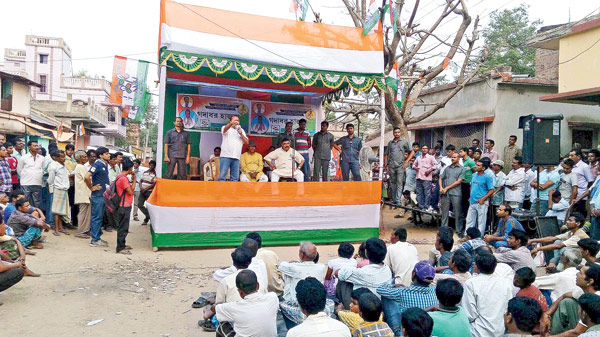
[535,49,559,80]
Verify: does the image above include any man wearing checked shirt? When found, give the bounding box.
[0,145,13,193]
[376,261,438,336]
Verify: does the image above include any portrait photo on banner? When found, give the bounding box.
[249,101,317,137]
[176,94,250,132]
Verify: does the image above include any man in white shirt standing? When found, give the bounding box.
[503,156,526,209]
[384,228,419,286]
[462,250,513,337]
[215,270,279,337]
[286,277,351,337]
[218,115,249,182]
[16,140,44,208]
[263,138,305,182]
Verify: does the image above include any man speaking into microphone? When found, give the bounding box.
[218,115,249,181]
[264,138,305,182]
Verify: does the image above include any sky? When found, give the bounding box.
[0,0,598,100]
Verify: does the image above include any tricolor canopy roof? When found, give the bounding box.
[159,0,385,93]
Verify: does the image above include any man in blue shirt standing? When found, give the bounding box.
[466,157,495,236]
[85,147,110,247]
[334,123,362,181]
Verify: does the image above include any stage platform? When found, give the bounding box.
[146,180,382,248]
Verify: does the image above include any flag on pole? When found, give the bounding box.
[363,0,381,36]
[78,122,85,136]
[389,0,398,33]
[289,0,308,21]
[109,56,150,121]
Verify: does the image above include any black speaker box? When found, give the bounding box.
[518,114,564,165]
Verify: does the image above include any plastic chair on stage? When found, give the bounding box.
[187,156,202,180]
[209,157,230,181]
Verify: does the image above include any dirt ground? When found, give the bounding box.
[1,206,437,336]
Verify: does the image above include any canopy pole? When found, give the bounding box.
[156,64,167,178]
[378,90,385,180]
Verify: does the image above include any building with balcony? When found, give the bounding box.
[0,71,57,149]
[2,35,128,148]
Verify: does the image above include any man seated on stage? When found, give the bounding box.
[483,204,524,248]
[7,199,51,249]
[240,140,268,182]
[263,138,305,182]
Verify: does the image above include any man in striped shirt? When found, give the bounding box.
[294,118,311,182]
[0,145,13,193]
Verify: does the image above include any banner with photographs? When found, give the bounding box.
[249,101,317,137]
[176,94,250,132]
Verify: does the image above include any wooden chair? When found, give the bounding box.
[187,156,202,180]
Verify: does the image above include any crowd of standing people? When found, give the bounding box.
[0,137,157,305]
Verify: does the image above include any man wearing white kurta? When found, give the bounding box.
[263,138,305,182]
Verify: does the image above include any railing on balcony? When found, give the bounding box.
[61,76,111,93]
[3,70,28,77]
[4,48,26,59]
[25,35,72,57]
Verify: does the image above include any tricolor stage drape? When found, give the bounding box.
[146,180,381,247]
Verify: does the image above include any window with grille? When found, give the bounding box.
[39,54,48,64]
[39,75,47,93]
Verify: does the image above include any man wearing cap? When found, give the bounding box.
[376,261,439,336]
[490,160,507,233]
[240,141,268,182]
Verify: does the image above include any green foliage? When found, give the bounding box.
[481,4,542,76]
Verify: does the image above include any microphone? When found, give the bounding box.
[235,125,241,130]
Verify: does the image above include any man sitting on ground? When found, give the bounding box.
[245,232,284,295]
[263,138,305,182]
[428,278,471,337]
[401,308,434,337]
[462,251,514,337]
[484,204,524,248]
[578,294,600,337]
[0,257,25,306]
[544,264,600,335]
[200,246,267,332]
[529,212,589,272]
[336,288,381,332]
[433,249,473,285]
[494,229,536,272]
[503,297,543,337]
[533,248,582,304]
[377,261,438,336]
[384,228,418,287]
[351,292,394,337]
[578,238,600,267]
[429,227,454,268]
[0,221,38,277]
[240,140,268,182]
[3,190,45,224]
[213,238,268,287]
[286,277,351,337]
[514,267,548,313]
[279,242,330,327]
[214,270,279,337]
[7,199,50,249]
[457,227,487,260]
[337,238,393,299]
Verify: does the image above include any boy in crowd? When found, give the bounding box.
[351,292,394,337]
[428,278,471,337]
[336,288,378,331]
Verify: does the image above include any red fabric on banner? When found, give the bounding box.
[243,136,275,155]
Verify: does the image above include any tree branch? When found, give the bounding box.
[405,48,489,124]
[458,15,479,83]
[341,0,362,27]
